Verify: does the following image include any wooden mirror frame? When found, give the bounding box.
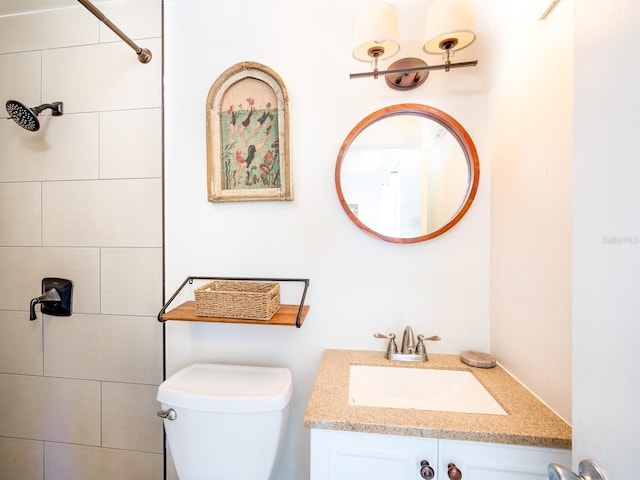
[335,104,480,243]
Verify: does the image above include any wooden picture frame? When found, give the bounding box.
[206,62,292,202]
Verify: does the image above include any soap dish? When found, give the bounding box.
[460,351,496,368]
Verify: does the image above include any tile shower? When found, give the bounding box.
[0,1,164,478]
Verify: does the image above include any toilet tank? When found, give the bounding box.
[158,363,292,412]
[157,363,293,480]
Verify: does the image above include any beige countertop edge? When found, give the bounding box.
[304,349,572,451]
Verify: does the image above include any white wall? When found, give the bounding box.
[164,0,490,478]
[488,0,573,422]
[573,0,640,477]
[0,1,164,478]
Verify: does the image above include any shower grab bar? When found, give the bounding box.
[77,0,152,64]
[158,276,310,328]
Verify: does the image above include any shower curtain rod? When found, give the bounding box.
[76,0,152,63]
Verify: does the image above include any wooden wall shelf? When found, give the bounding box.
[158,276,310,328]
[161,301,310,327]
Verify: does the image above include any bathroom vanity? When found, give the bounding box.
[304,350,571,480]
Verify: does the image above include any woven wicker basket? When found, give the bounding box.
[194,280,280,320]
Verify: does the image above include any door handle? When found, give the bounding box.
[448,463,462,480]
[420,460,435,479]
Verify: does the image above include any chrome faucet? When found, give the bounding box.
[374,326,441,362]
[401,326,416,354]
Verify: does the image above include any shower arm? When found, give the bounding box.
[76,0,152,64]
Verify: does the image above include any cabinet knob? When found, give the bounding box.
[420,460,435,479]
[447,463,462,480]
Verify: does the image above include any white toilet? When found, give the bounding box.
[157,363,293,480]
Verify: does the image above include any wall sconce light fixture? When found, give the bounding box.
[350,0,478,90]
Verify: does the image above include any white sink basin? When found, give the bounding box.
[348,365,507,415]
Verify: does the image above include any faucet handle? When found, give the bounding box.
[415,334,441,356]
[420,335,441,342]
[374,332,398,355]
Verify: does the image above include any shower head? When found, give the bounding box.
[5,100,64,132]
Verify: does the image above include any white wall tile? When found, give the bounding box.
[44,314,163,384]
[0,374,100,444]
[101,248,163,316]
[42,179,162,247]
[0,182,41,246]
[0,7,98,55]
[100,0,163,43]
[99,108,162,179]
[0,310,43,375]
[102,382,164,453]
[0,247,100,313]
[0,51,41,111]
[42,38,162,114]
[0,437,43,480]
[0,112,99,182]
[44,443,162,480]
[0,1,77,17]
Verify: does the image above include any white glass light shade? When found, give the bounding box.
[423,0,476,54]
[352,2,400,62]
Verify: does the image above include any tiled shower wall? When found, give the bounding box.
[0,1,164,478]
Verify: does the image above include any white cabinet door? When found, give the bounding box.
[310,430,571,480]
[438,439,571,480]
[310,429,438,480]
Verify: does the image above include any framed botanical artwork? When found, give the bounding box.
[206,62,292,202]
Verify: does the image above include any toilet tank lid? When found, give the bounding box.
[157,363,293,412]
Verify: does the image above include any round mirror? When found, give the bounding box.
[335,104,479,243]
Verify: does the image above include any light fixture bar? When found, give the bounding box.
[350,60,478,80]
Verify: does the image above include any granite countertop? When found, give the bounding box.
[304,349,571,450]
